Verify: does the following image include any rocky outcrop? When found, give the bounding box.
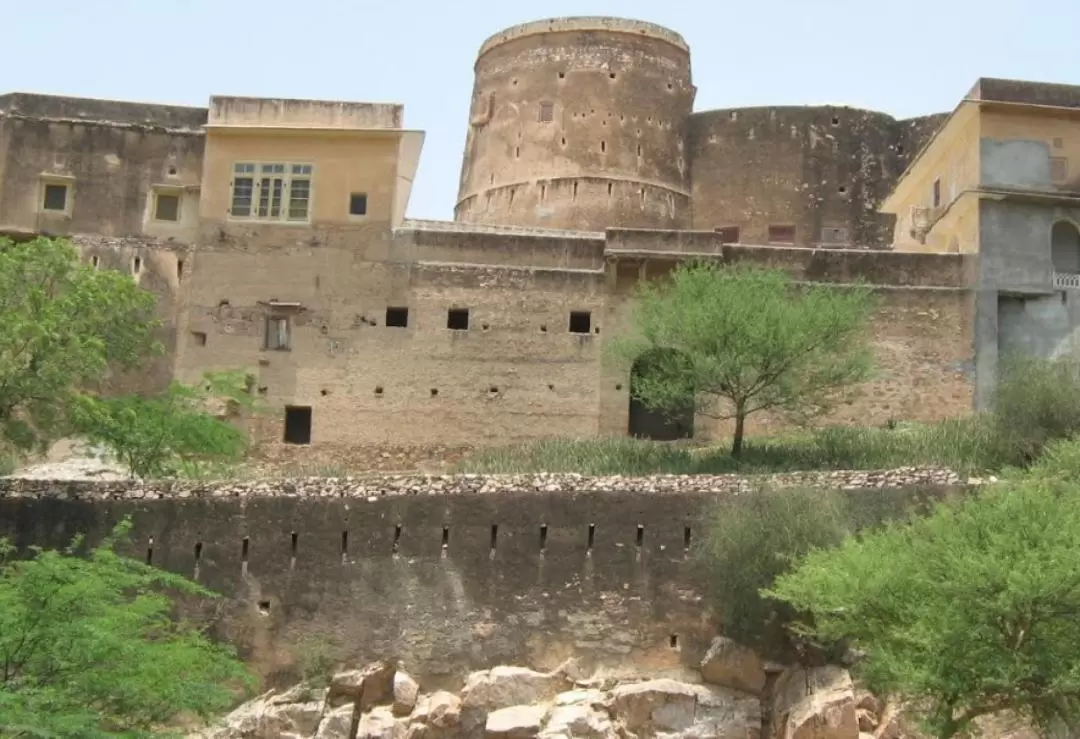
[190,654,1031,739]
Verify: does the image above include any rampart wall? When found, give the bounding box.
[0,472,961,687]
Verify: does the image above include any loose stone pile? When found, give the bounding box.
[0,467,965,501]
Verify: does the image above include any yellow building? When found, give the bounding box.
[883,77,1080,407]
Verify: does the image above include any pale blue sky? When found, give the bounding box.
[4,0,1079,220]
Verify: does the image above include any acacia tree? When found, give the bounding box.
[0,236,159,451]
[71,370,256,479]
[768,479,1080,739]
[609,262,876,455]
[0,519,254,737]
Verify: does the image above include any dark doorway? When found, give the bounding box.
[627,350,694,440]
[284,405,312,445]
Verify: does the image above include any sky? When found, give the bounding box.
[4,0,1080,220]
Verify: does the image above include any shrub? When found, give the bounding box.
[694,485,929,658]
[769,479,1080,738]
[991,355,1080,466]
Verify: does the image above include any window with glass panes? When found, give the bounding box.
[230,162,313,222]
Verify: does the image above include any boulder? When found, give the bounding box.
[769,666,859,739]
[315,704,356,739]
[394,671,421,716]
[328,660,397,709]
[682,683,763,739]
[700,636,768,696]
[607,679,698,734]
[411,690,463,729]
[358,706,406,739]
[542,702,615,739]
[486,705,549,739]
[188,684,326,739]
[462,666,570,713]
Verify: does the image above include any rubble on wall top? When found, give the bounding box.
[0,467,966,501]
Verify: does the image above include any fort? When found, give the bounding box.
[0,17,1078,455]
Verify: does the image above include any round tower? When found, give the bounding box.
[455,17,694,232]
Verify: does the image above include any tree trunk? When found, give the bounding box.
[731,408,746,457]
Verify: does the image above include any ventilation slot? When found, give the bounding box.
[393,524,402,554]
[490,524,498,555]
[193,540,203,579]
[146,536,154,566]
[441,525,450,551]
[540,524,548,552]
[587,523,596,553]
[636,524,645,548]
[683,525,692,552]
[290,531,298,569]
[341,530,349,564]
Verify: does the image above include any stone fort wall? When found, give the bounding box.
[0,472,961,687]
[454,17,948,243]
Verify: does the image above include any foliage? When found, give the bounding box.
[0,518,254,738]
[456,418,996,476]
[607,262,876,455]
[71,371,255,479]
[0,237,159,452]
[695,485,925,657]
[768,480,1080,739]
[990,354,1080,466]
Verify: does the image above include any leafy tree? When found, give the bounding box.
[609,262,876,455]
[72,371,255,479]
[768,480,1080,739]
[0,237,159,451]
[0,518,254,737]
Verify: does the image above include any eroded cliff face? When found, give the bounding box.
[188,640,1042,739]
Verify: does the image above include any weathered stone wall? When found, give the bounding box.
[0,472,961,687]
[455,18,694,231]
[687,107,945,248]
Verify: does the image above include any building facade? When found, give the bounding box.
[6,16,1071,454]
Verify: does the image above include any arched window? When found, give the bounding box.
[1051,220,1080,275]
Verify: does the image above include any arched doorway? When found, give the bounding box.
[627,349,694,440]
[1051,220,1080,275]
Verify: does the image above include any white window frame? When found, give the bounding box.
[39,175,74,216]
[229,162,314,223]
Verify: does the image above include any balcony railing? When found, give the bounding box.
[1053,272,1080,289]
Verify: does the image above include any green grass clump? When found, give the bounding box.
[455,418,996,476]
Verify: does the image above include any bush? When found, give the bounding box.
[694,485,931,658]
[991,355,1080,466]
[769,478,1080,738]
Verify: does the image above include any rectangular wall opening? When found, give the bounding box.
[283,405,312,445]
[569,311,592,334]
[447,308,470,330]
[385,307,409,328]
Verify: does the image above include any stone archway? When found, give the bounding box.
[627,349,694,441]
[1051,220,1080,275]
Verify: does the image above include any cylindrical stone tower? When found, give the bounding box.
[454,17,695,232]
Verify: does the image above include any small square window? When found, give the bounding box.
[569,311,592,334]
[349,193,368,216]
[154,193,180,221]
[447,308,470,331]
[539,101,554,123]
[385,307,409,328]
[716,226,740,243]
[265,315,291,351]
[42,183,68,212]
[191,331,207,346]
[767,225,796,244]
